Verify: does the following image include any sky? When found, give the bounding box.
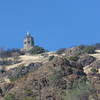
[0,0,100,51]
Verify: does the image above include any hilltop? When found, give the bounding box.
[0,44,100,100]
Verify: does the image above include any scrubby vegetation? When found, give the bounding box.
[4,94,16,100]
[0,48,22,66]
[22,97,33,100]
[62,78,93,100]
[9,77,19,82]
[78,45,96,54]
[24,89,33,96]
[83,46,95,54]
[91,68,98,74]
[0,44,100,100]
[29,45,47,54]
[49,55,55,61]
[69,56,79,61]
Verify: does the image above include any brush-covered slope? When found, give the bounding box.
[0,45,100,100]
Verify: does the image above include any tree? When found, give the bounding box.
[29,46,47,54]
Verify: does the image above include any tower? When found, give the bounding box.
[23,32,34,51]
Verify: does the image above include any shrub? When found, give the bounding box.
[9,77,18,82]
[49,55,55,61]
[22,97,33,100]
[24,89,33,96]
[83,46,95,54]
[91,68,98,74]
[67,67,73,74]
[69,56,79,61]
[78,45,96,54]
[62,76,93,100]
[29,46,47,54]
[4,94,16,100]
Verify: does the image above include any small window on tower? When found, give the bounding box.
[28,41,30,44]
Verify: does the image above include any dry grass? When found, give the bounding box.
[84,50,100,74]
[1,52,58,70]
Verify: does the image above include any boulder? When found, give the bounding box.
[78,55,96,67]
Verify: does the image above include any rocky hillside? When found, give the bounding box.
[0,46,100,100]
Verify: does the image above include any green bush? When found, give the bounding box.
[29,46,47,54]
[62,77,93,100]
[22,97,33,100]
[67,67,73,74]
[48,70,64,87]
[91,68,98,74]
[78,45,96,54]
[4,94,16,100]
[69,56,79,61]
[49,55,55,61]
[24,89,33,96]
[9,77,18,82]
[83,46,95,54]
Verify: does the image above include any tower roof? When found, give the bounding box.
[26,32,31,36]
[25,32,32,39]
